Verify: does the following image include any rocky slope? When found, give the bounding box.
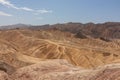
[0,22,120,79]
[0,60,120,80]
[0,29,119,69]
[29,22,120,39]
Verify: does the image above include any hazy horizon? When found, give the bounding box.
[0,0,120,25]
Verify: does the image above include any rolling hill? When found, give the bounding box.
[0,22,120,80]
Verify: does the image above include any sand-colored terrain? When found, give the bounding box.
[0,22,120,79]
[0,29,120,69]
[0,59,120,80]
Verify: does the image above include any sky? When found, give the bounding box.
[0,0,120,25]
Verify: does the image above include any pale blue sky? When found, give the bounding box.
[0,0,120,25]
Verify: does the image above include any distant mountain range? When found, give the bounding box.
[0,23,31,29]
[31,22,120,39]
[0,22,120,39]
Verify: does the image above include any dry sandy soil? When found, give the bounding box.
[0,24,119,80]
[0,29,120,68]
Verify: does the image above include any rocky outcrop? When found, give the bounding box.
[75,31,88,39]
[0,71,10,80]
[0,61,15,74]
[10,60,120,80]
[0,60,120,80]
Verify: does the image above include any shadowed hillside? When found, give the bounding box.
[28,22,120,39]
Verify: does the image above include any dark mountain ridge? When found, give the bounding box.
[0,22,120,39]
[30,22,120,39]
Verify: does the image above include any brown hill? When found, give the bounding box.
[0,29,119,69]
[29,22,120,39]
[0,23,120,79]
[0,59,120,80]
